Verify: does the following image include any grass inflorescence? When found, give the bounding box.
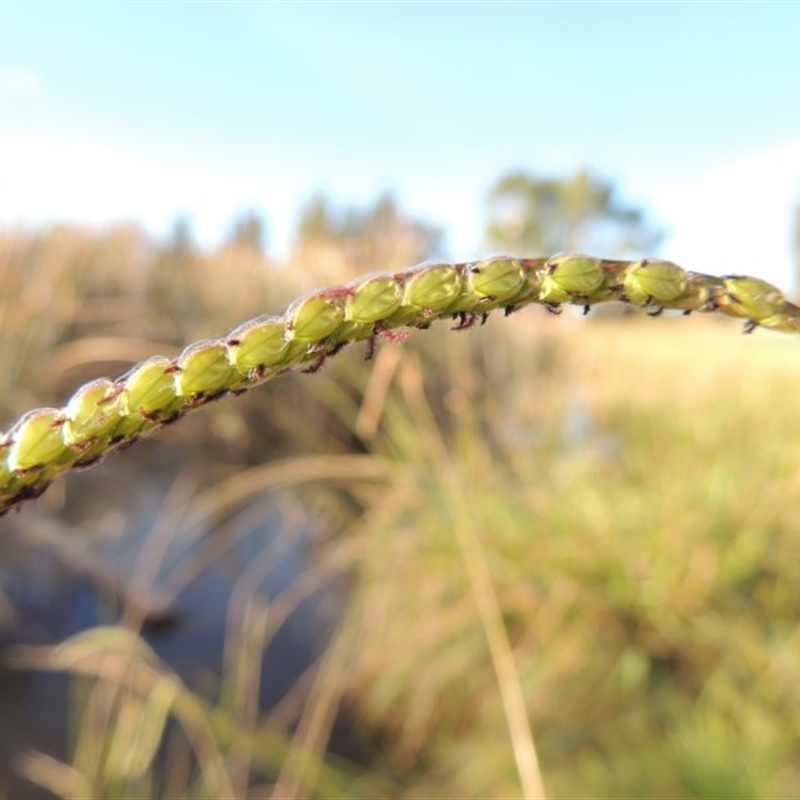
[2,253,799,515]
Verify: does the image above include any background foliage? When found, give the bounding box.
[2,174,800,798]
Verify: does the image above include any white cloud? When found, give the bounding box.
[656,140,800,293]
[0,136,281,248]
[0,66,41,97]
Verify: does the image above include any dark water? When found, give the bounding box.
[0,480,362,798]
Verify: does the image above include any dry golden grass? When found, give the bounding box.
[324,313,800,798]
[3,224,800,798]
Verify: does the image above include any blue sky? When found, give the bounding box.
[2,2,800,288]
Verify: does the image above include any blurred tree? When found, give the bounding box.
[296,194,335,242]
[146,215,205,337]
[226,210,267,255]
[168,215,195,265]
[292,191,444,282]
[485,167,662,257]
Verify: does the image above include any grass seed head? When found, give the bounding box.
[717,276,786,321]
[115,356,181,435]
[623,259,688,306]
[8,408,70,471]
[286,291,347,343]
[402,262,465,311]
[227,315,289,372]
[174,340,238,397]
[346,274,403,323]
[64,378,123,445]
[469,257,526,304]
[540,254,605,304]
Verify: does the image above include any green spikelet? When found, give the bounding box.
[65,379,123,444]
[403,262,464,311]
[345,274,402,323]
[64,378,124,465]
[623,259,688,307]
[539,254,605,305]
[114,356,182,437]
[383,262,465,327]
[227,315,289,377]
[286,291,347,343]
[465,257,527,310]
[283,290,348,365]
[8,408,71,472]
[173,340,238,398]
[332,273,404,343]
[718,276,784,320]
[718,276,797,332]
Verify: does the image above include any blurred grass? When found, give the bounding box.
[330,315,800,798]
[3,224,800,797]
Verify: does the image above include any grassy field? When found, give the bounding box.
[330,315,800,798]
[3,225,800,797]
